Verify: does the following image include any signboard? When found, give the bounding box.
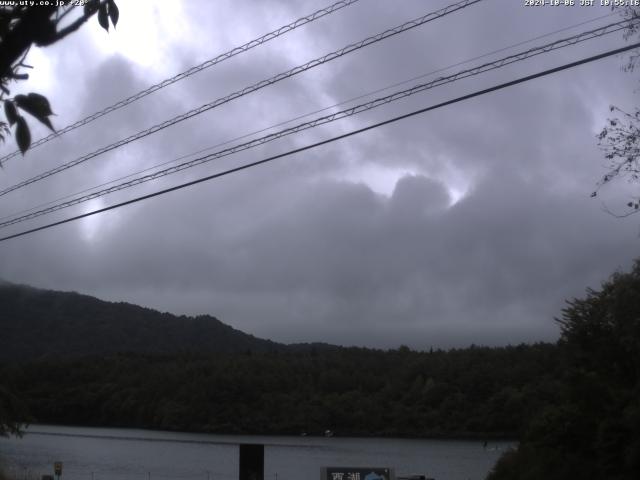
[322,467,395,480]
[239,444,264,480]
[54,462,63,476]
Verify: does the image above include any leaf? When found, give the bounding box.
[98,3,109,32]
[15,116,31,155]
[37,115,54,132]
[14,93,51,117]
[84,0,100,16]
[0,15,10,38]
[4,101,18,126]
[14,93,55,132]
[108,0,119,27]
[32,19,57,46]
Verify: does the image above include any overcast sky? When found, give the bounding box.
[0,0,638,349]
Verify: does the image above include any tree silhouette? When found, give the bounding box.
[0,0,118,155]
[488,260,640,479]
[0,385,30,437]
[593,6,640,216]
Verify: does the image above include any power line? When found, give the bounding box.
[0,0,362,166]
[1,41,637,244]
[0,0,484,198]
[0,17,633,229]
[0,11,618,225]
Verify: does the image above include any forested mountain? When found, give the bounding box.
[0,281,564,439]
[0,282,282,361]
[0,344,561,438]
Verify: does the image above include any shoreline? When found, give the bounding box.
[13,423,518,445]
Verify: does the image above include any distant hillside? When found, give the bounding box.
[0,282,284,361]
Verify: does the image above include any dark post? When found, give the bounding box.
[239,444,264,480]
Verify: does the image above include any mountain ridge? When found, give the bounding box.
[0,282,290,361]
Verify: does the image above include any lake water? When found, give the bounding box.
[0,425,513,480]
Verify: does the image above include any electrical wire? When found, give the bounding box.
[1,41,637,244]
[0,18,633,230]
[0,0,362,165]
[0,9,618,225]
[0,0,484,198]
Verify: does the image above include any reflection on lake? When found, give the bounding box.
[0,425,513,480]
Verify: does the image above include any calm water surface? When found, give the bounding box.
[0,425,513,480]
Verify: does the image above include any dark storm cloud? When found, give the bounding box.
[3,166,633,348]
[0,0,638,348]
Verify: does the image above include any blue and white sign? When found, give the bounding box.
[322,467,395,480]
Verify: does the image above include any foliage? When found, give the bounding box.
[0,0,118,155]
[592,6,640,215]
[594,105,640,216]
[618,5,640,73]
[0,384,30,438]
[487,260,640,480]
[0,343,562,439]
